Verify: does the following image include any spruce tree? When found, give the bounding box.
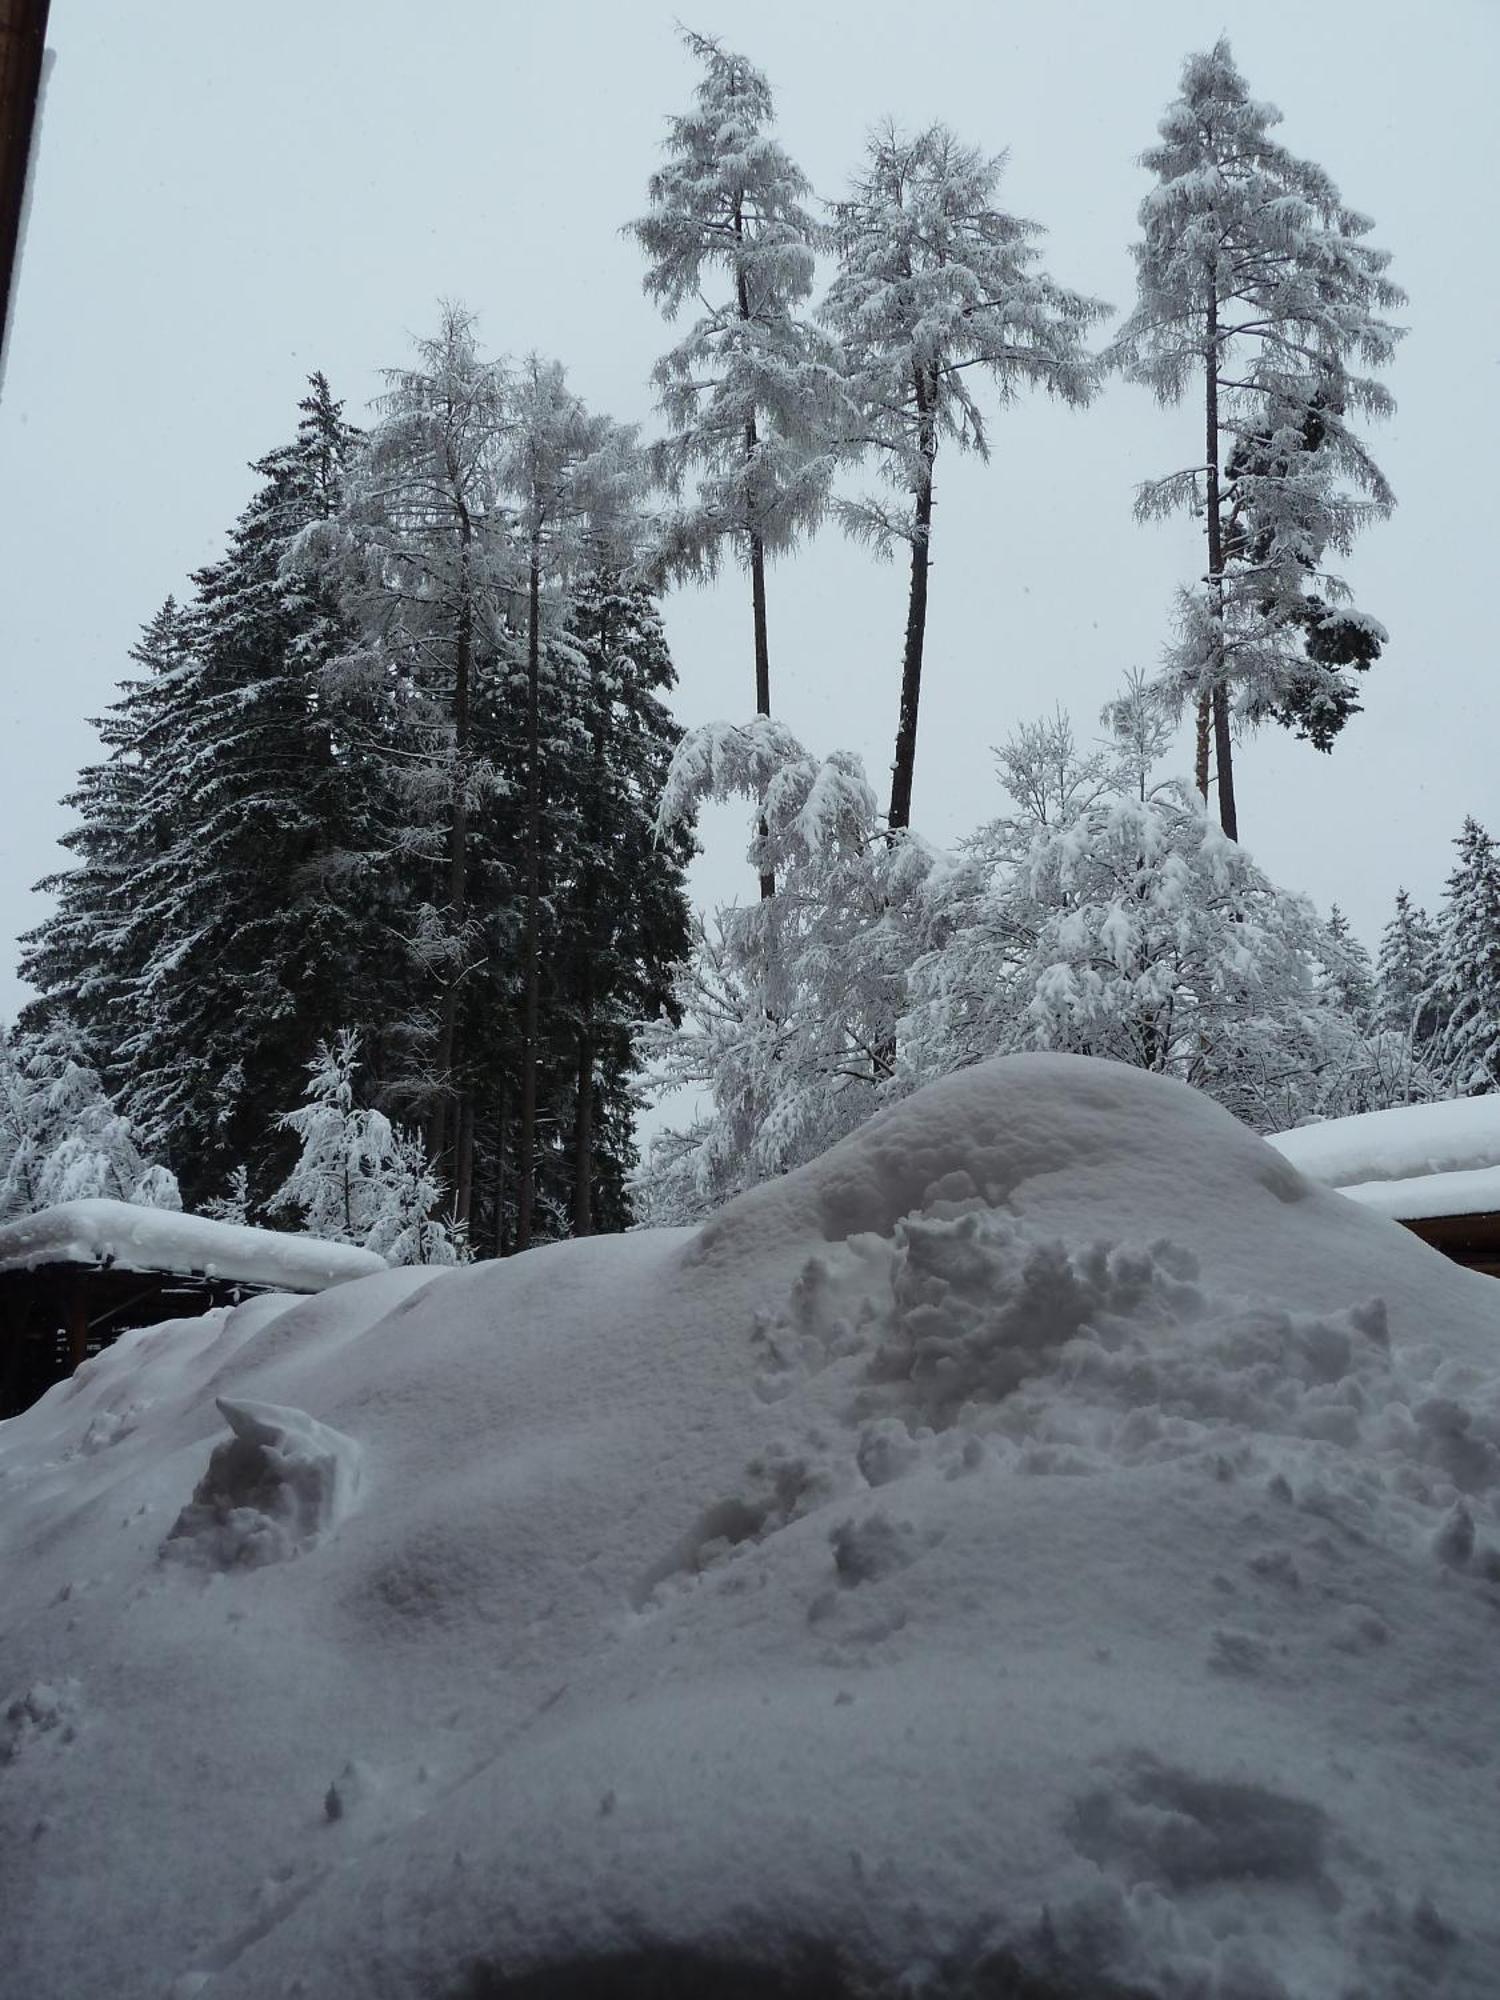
[311,310,514,1190]
[271,1030,461,1263]
[495,359,643,1250]
[823,124,1104,831]
[1112,40,1404,837]
[19,599,198,1080]
[270,1030,399,1246]
[629,29,836,897]
[1376,888,1442,1048]
[119,379,364,1204]
[1318,906,1375,1029]
[551,569,692,1236]
[1429,819,1500,1095]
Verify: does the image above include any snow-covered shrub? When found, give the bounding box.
[0,1020,181,1220]
[270,1031,462,1264]
[635,719,939,1222]
[638,698,1429,1218]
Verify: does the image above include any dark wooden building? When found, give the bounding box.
[0,1200,384,1418]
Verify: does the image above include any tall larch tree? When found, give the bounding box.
[629,29,836,897]
[1111,40,1404,838]
[823,124,1105,832]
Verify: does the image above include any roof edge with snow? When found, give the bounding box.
[0,1199,386,1292]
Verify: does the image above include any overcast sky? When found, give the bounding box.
[1,0,1496,1028]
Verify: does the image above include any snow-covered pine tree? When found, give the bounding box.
[19,598,198,1083]
[123,374,365,1206]
[1220,390,1387,751]
[823,124,1105,831]
[629,30,837,897]
[1428,819,1500,1095]
[902,696,1403,1131]
[307,309,515,1196]
[270,1030,391,1245]
[0,1020,181,1220]
[1318,907,1375,1030]
[495,359,644,1251]
[272,1030,462,1263]
[202,1164,252,1227]
[362,1126,463,1266]
[1376,888,1443,1049]
[547,568,692,1237]
[27,379,368,1209]
[1111,40,1404,836]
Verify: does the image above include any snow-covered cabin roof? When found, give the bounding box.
[1267,1096,1500,1221]
[0,1199,385,1292]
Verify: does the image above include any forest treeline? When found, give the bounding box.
[12,355,692,1250]
[6,34,1490,1255]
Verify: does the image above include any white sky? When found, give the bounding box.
[1,0,1496,1026]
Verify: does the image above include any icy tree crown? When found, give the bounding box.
[630,31,820,321]
[824,122,1106,537]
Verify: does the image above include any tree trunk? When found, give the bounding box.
[734,194,775,900]
[1194,694,1211,801]
[571,594,610,1238]
[1203,298,1238,841]
[517,547,543,1252]
[455,1094,474,1233]
[429,515,473,1171]
[888,382,936,833]
[493,1093,508,1259]
[571,1022,594,1238]
[1211,684,1237,841]
[750,524,775,901]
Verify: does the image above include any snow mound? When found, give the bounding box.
[160,1398,363,1570]
[3,1055,1500,2000]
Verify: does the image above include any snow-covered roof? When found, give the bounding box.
[4,1055,1500,1997]
[1268,1096,1500,1220]
[1336,1164,1500,1223]
[0,1198,385,1291]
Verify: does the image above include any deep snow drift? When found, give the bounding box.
[3,1055,1500,2000]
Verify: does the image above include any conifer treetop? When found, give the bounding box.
[825,121,1107,544]
[1115,39,1405,430]
[630,29,820,320]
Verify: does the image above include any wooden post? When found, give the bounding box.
[65,1271,88,1372]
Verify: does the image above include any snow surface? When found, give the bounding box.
[4,1055,1500,1999]
[1268,1097,1500,1203]
[0,1198,386,1290]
